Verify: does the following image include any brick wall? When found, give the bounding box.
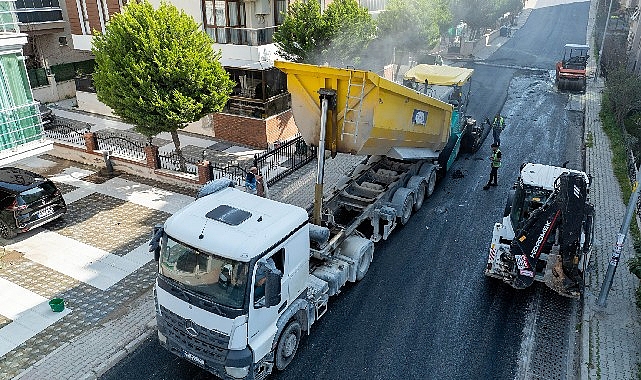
[213,110,299,149]
[213,113,267,148]
[266,111,298,144]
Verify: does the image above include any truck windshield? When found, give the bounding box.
[159,234,249,309]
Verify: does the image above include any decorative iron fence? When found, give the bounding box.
[95,132,146,161]
[208,162,248,187]
[44,119,89,146]
[253,135,316,186]
[158,151,199,175]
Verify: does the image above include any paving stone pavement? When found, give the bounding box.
[579,0,641,379]
[0,149,364,380]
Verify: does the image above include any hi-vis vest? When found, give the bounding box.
[493,116,505,129]
[491,149,502,168]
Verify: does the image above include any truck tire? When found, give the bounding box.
[407,176,427,211]
[418,164,437,197]
[275,320,301,371]
[426,170,436,197]
[341,235,374,281]
[392,187,413,225]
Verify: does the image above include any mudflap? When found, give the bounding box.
[542,253,581,298]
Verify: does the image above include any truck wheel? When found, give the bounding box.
[392,188,413,225]
[275,320,301,371]
[407,176,427,211]
[413,181,426,211]
[426,170,436,197]
[341,236,374,281]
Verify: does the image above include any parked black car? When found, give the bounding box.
[0,167,67,239]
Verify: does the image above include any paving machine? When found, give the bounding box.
[555,44,589,92]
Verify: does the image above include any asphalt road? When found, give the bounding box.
[102,1,591,379]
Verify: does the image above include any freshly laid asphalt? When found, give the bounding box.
[1,0,639,379]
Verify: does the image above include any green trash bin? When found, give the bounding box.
[49,298,65,312]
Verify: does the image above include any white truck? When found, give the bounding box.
[150,62,481,379]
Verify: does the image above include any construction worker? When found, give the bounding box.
[483,143,502,190]
[491,113,505,146]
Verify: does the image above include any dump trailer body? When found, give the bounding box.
[274,61,454,159]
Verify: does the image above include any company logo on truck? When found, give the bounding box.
[531,220,552,258]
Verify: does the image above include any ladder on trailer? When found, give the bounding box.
[341,71,366,142]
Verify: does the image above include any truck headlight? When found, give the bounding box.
[224,366,249,378]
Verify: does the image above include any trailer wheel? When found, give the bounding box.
[341,235,374,281]
[426,170,436,197]
[275,320,301,371]
[392,187,413,225]
[407,176,427,211]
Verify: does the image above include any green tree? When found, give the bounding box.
[321,0,376,67]
[375,0,451,66]
[604,67,641,129]
[273,0,375,66]
[92,1,233,171]
[273,0,328,63]
[448,0,523,39]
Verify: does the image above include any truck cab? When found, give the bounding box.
[153,185,310,379]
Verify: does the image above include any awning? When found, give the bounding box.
[403,64,474,86]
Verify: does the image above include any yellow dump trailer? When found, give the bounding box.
[274,61,454,159]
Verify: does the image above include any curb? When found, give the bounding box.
[91,317,157,378]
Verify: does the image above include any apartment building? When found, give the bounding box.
[0,0,52,165]
[65,0,297,148]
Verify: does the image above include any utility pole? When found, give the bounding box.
[597,172,641,306]
[596,0,615,78]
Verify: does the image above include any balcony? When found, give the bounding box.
[14,0,64,32]
[206,26,277,46]
[224,92,290,119]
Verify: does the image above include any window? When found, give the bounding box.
[253,248,284,304]
[274,0,286,25]
[159,234,250,309]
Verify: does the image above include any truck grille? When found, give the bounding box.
[159,306,230,365]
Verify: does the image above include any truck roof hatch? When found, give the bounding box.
[205,205,251,226]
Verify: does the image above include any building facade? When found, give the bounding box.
[64,0,298,148]
[0,0,52,165]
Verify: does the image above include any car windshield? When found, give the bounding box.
[18,181,57,205]
[159,234,249,309]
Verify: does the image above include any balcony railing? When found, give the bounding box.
[224,92,290,119]
[206,26,278,46]
[0,1,19,33]
[16,8,63,23]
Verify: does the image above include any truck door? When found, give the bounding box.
[248,248,286,362]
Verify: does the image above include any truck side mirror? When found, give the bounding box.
[264,270,282,308]
[149,224,163,262]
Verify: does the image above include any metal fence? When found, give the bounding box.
[253,135,316,186]
[95,132,146,161]
[158,151,199,175]
[44,118,88,146]
[208,162,248,187]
